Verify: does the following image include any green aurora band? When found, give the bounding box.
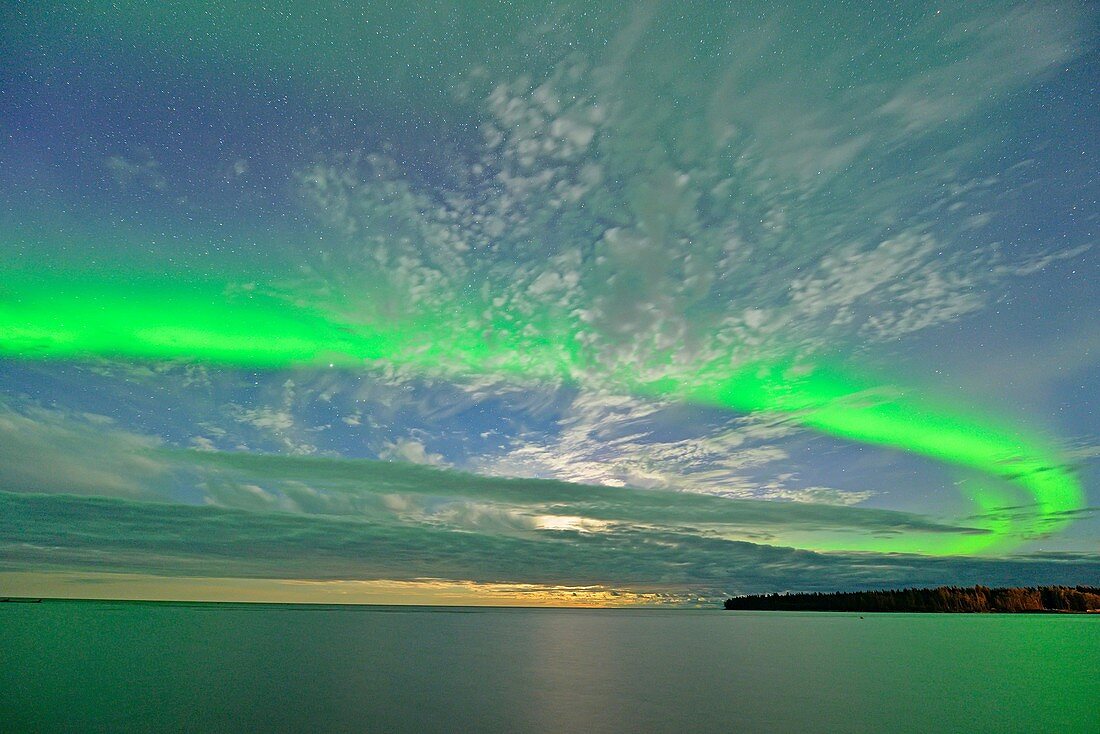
[0,271,1082,555]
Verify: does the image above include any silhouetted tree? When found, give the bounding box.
[723,586,1100,613]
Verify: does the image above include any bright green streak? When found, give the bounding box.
[678,363,1077,554]
[0,273,1082,554]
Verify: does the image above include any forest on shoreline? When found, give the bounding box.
[723,585,1100,613]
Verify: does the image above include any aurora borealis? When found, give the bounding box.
[1,2,1097,603]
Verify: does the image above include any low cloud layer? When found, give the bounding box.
[5,488,1096,600]
[1,406,1096,600]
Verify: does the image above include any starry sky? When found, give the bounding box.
[1,1,1097,605]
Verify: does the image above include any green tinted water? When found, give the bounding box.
[2,600,1096,733]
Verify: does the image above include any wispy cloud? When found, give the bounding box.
[290,3,1090,386]
[0,401,168,499]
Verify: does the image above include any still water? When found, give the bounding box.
[2,600,1096,732]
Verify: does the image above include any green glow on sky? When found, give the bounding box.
[676,363,1073,555]
[0,271,1082,555]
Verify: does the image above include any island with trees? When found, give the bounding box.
[723,585,1100,613]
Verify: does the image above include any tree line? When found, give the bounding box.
[723,585,1100,613]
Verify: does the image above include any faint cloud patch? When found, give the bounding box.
[379,437,450,468]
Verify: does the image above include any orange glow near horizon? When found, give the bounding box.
[0,572,686,608]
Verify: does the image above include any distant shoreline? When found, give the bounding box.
[724,585,1100,613]
[5,590,1100,613]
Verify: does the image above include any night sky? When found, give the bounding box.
[1,2,1097,604]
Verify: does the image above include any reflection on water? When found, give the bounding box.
[2,601,1097,733]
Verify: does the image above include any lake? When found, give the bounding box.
[2,600,1096,732]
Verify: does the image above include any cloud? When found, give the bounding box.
[378,437,450,468]
[0,396,1003,583]
[227,378,320,455]
[104,150,168,193]
[0,402,168,499]
[875,5,1084,134]
[179,449,958,537]
[4,489,1097,598]
[288,3,1088,395]
[467,388,883,506]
